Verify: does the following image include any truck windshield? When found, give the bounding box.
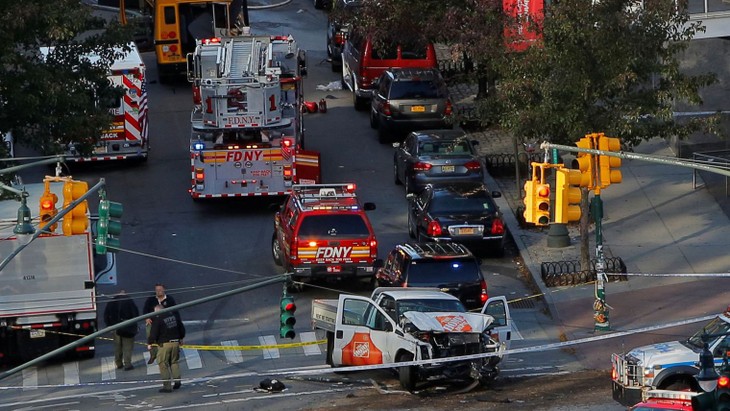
[298,215,370,238]
[396,299,466,317]
[686,317,730,349]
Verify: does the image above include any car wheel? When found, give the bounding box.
[331,60,341,72]
[393,159,401,185]
[397,352,417,391]
[271,233,283,267]
[407,212,416,239]
[353,81,368,111]
[370,110,378,129]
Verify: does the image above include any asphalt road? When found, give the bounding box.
[0,1,559,409]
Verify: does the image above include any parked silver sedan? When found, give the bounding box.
[393,129,484,193]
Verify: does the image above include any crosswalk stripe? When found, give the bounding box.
[63,362,80,385]
[222,340,243,363]
[182,348,202,369]
[144,352,159,375]
[299,332,322,356]
[259,335,280,359]
[22,367,37,390]
[101,357,116,381]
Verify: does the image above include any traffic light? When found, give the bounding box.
[535,182,550,226]
[554,168,582,224]
[597,135,622,188]
[573,136,595,189]
[39,180,58,233]
[62,179,89,236]
[96,199,123,254]
[280,292,296,339]
[522,177,538,224]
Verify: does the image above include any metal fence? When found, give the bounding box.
[541,257,627,287]
[692,150,730,196]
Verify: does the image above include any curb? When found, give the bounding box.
[483,171,556,312]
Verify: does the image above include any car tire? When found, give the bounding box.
[370,110,378,129]
[271,233,283,266]
[407,212,416,239]
[393,159,401,185]
[397,352,417,391]
[353,81,368,111]
[331,60,341,72]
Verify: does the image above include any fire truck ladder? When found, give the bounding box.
[226,38,263,78]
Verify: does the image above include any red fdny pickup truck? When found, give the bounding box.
[271,184,378,289]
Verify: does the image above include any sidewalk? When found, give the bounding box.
[448,81,730,369]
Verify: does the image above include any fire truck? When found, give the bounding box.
[187,35,320,199]
[42,44,150,162]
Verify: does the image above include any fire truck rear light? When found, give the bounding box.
[308,241,317,247]
[345,183,356,192]
[195,168,205,182]
[203,37,221,44]
[282,138,293,148]
[427,220,442,236]
[413,162,432,171]
[611,366,617,380]
[226,145,240,150]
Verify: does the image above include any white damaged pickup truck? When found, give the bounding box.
[311,287,512,390]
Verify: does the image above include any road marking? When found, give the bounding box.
[101,357,116,381]
[143,352,159,375]
[222,340,243,363]
[182,348,202,369]
[299,332,322,356]
[259,335,280,359]
[63,362,80,385]
[22,367,37,390]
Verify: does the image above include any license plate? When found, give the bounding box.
[30,329,46,339]
[327,266,342,273]
[410,105,425,112]
[441,165,455,172]
[458,227,477,235]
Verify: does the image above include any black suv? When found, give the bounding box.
[374,242,488,310]
[370,68,452,143]
[325,0,360,71]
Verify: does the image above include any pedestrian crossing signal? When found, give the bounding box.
[280,293,296,339]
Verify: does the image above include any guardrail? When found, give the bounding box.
[541,257,627,287]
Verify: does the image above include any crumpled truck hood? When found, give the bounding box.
[402,311,493,333]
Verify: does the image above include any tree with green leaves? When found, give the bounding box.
[0,0,133,158]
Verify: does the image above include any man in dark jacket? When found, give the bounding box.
[143,283,177,364]
[147,304,186,393]
[103,290,139,370]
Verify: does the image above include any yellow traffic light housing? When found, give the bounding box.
[597,135,622,188]
[39,180,59,233]
[62,179,89,236]
[522,178,538,224]
[535,183,550,226]
[555,168,582,224]
[574,136,595,189]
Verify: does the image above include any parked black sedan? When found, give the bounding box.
[393,129,484,194]
[407,183,506,256]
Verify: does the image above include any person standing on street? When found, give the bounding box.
[103,290,140,371]
[147,304,185,393]
[143,283,177,364]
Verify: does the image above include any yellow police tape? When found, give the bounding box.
[182,339,327,351]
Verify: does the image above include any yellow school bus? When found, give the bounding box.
[145,0,245,82]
